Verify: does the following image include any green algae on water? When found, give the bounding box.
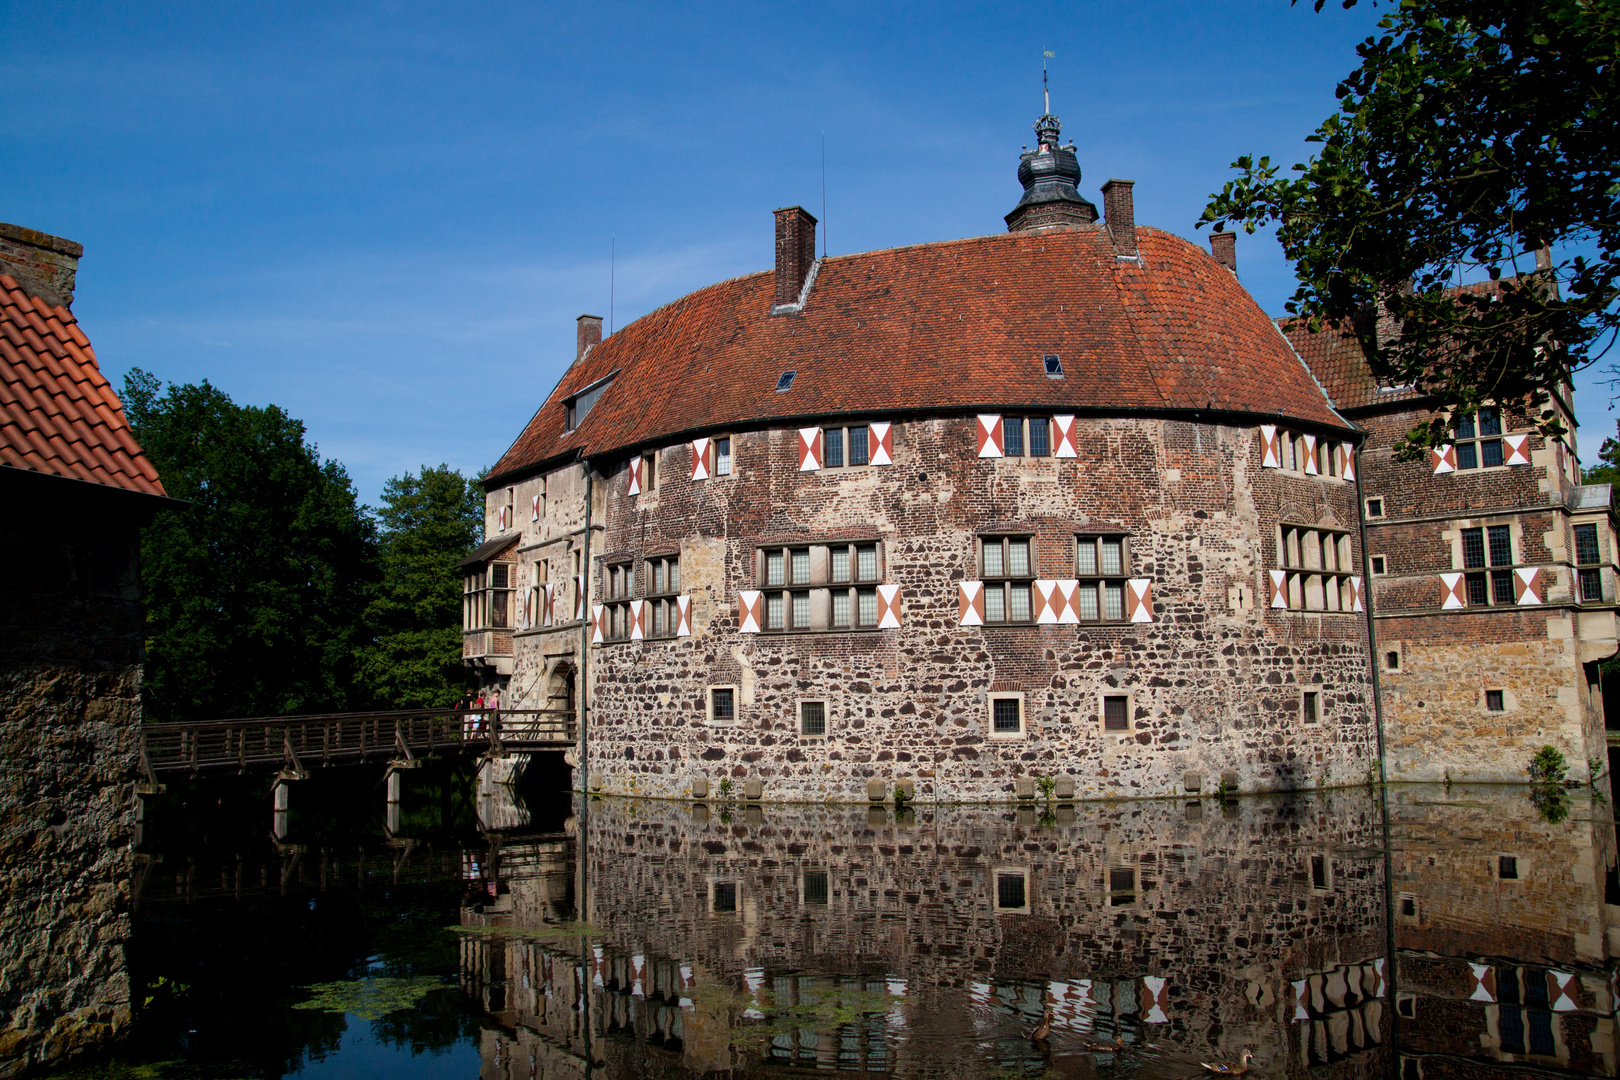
[292,975,446,1021]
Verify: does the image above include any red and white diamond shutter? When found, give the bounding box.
[1125,579,1154,622]
[575,576,586,621]
[531,493,541,521]
[1514,568,1543,605]
[1440,573,1466,609]
[691,437,711,481]
[1432,445,1457,474]
[675,595,692,637]
[1139,977,1169,1024]
[1269,570,1289,608]
[737,590,762,633]
[1259,425,1282,469]
[1348,576,1364,612]
[1504,433,1531,466]
[957,581,984,625]
[629,599,645,640]
[798,427,823,471]
[497,505,511,532]
[1549,971,1577,1011]
[876,584,901,628]
[1302,435,1319,475]
[590,604,605,644]
[1338,444,1356,481]
[1468,963,1497,1002]
[626,457,642,497]
[1033,580,1059,624]
[1052,415,1078,458]
[869,422,893,466]
[976,415,1003,458]
[1054,580,1080,623]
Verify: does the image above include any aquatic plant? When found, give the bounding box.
[293,976,447,1021]
[1527,745,1568,786]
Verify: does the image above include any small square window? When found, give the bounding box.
[800,700,826,737]
[1397,993,1417,1018]
[1386,650,1401,672]
[801,870,829,905]
[712,880,737,913]
[1302,691,1320,725]
[1366,498,1384,518]
[994,870,1029,911]
[990,695,1024,737]
[1497,855,1518,880]
[1400,895,1416,918]
[775,371,796,392]
[1486,689,1505,712]
[1371,555,1386,575]
[1102,695,1130,732]
[1043,353,1063,377]
[709,687,736,724]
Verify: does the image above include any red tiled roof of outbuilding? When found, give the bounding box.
[490,225,1351,482]
[0,273,168,498]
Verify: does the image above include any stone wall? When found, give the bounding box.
[0,472,144,1076]
[541,414,1375,802]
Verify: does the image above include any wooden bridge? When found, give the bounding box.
[140,708,576,780]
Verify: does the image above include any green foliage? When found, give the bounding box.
[717,778,733,798]
[1528,744,1568,785]
[1584,435,1620,486]
[1530,784,1571,823]
[356,465,483,708]
[1036,774,1056,801]
[292,976,445,1021]
[124,369,377,722]
[1202,0,1620,456]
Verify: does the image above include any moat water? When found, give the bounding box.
[42,767,1620,1079]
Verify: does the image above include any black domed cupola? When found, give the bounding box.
[1005,112,1098,233]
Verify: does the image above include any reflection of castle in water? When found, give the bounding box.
[460,786,1620,1079]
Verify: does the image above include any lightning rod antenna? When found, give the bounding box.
[1043,49,1054,114]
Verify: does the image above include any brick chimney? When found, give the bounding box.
[1209,230,1236,273]
[0,222,82,309]
[1100,180,1137,257]
[773,206,818,307]
[576,314,603,360]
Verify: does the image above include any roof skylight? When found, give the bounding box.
[1044,354,1064,378]
[775,370,797,392]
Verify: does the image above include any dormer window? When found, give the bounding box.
[1043,353,1063,377]
[564,373,616,432]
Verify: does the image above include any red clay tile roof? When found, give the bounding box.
[490,226,1352,482]
[0,273,168,498]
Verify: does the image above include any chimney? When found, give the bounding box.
[773,206,818,307]
[1100,180,1137,257]
[1209,230,1236,273]
[0,221,82,309]
[576,314,603,360]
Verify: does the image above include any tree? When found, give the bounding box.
[356,465,483,708]
[1202,0,1619,457]
[1581,428,1620,487]
[123,369,377,722]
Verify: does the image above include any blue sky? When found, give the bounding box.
[4,1,1610,504]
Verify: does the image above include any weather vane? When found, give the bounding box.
[1043,50,1054,114]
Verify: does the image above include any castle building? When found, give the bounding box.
[1285,300,1618,783]
[465,110,1383,802]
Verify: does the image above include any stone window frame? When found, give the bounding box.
[820,423,872,470]
[1301,686,1323,726]
[1365,496,1385,519]
[1450,406,1508,471]
[986,692,1026,740]
[706,685,739,727]
[1384,648,1402,673]
[1099,691,1134,736]
[1493,853,1526,881]
[1573,520,1606,603]
[1397,892,1419,922]
[1000,415,1054,458]
[1396,992,1418,1019]
[1309,851,1333,891]
[797,697,829,741]
[991,866,1031,913]
[1276,522,1358,612]
[712,435,735,479]
[1483,688,1508,713]
[643,554,682,639]
[1074,532,1133,622]
[799,867,831,906]
[754,540,883,635]
[602,559,635,641]
[977,533,1037,624]
[707,875,741,915]
[1458,521,1518,606]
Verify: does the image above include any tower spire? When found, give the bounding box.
[1043,50,1052,115]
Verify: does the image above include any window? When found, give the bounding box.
[602,561,633,640]
[1102,695,1130,733]
[464,562,518,632]
[799,700,826,737]
[1366,498,1384,518]
[1453,407,1504,469]
[645,556,680,637]
[711,880,738,913]
[1276,525,1356,611]
[801,870,829,905]
[1043,353,1063,377]
[999,417,1052,458]
[1076,535,1130,621]
[1461,525,1514,605]
[1400,896,1417,919]
[775,370,796,392]
[1108,867,1136,906]
[715,437,732,476]
[1310,853,1330,890]
[708,687,736,725]
[1371,555,1386,575]
[1497,855,1518,880]
[1302,690,1320,725]
[989,694,1024,738]
[994,870,1029,912]
[1575,522,1604,602]
[980,536,1034,623]
[564,375,614,431]
[821,425,870,468]
[1386,650,1401,672]
[758,541,882,633]
[1485,689,1505,712]
[1397,994,1417,1019]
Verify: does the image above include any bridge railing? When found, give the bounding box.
[142,708,576,776]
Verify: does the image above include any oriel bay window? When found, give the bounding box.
[757,541,882,632]
[1462,525,1513,605]
[1277,525,1356,611]
[1075,535,1129,621]
[979,535,1034,623]
[463,562,516,630]
[646,555,681,637]
[1575,523,1605,602]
